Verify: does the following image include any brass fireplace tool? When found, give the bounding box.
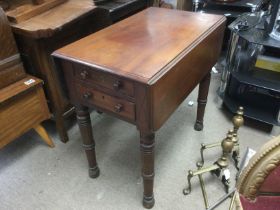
[200,107,244,170]
[183,107,244,209]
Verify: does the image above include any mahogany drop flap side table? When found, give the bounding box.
[53,8,226,209]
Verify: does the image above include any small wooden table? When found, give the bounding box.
[53,8,226,208]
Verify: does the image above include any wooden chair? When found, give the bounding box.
[231,135,280,210]
[0,7,54,148]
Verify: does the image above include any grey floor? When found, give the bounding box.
[0,73,278,210]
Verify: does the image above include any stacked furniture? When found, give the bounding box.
[3,0,112,143]
[0,8,54,148]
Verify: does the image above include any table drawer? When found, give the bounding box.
[74,64,134,97]
[77,84,135,121]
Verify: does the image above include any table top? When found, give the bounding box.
[9,0,97,38]
[54,7,225,83]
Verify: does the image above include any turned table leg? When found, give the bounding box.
[194,71,211,131]
[76,105,100,178]
[140,132,155,209]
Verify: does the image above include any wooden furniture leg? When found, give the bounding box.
[19,38,70,143]
[35,40,70,144]
[55,112,69,143]
[76,105,100,178]
[34,124,55,147]
[140,132,155,209]
[194,72,211,131]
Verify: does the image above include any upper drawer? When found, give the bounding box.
[74,63,134,97]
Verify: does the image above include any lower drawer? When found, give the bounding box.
[77,84,135,121]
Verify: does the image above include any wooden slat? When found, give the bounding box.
[0,9,26,88]
[0,63,26,89]
[0,7,18,59]
[0,54,21,70]
[0,75,42,103]
[8,0,96,38]
[6,0,67,23]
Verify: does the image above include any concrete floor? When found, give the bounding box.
[0,73,278,210]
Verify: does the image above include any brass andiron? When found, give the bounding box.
[183,130,235,209]
[231,107,244,169]
[199,107,244,169]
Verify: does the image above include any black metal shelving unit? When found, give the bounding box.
[219,13,280,126]
[95,0,147,22]
[231,69,280,92]
[198,0,268,52]
[221,92,280,126]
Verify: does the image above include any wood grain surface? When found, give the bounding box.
[151,23,225,129]
[0,8,18,59]
[0,76,50,148]
[9,0,97,38]
[6,0,66,23]
[0,76,42,103]
[0,7,26,89]
[54,7,226,83]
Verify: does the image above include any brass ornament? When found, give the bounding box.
[183,107,244,209]
[183,130,235,209]
[217,130,234,168]
[199,107,244,169]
